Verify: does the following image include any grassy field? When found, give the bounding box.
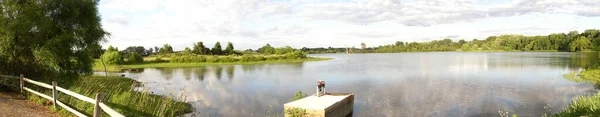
[94,57,332,72]
[24,76,192,117]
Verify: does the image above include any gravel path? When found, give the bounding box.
[0,92,59,117]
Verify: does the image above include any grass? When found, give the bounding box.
[555,69,600,117]
[23,75,192,117]
[94,57,332,72]
[553,93,600,117]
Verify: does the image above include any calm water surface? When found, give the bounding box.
[99,52,600,117]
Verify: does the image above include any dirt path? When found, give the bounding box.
[0,92,59,117]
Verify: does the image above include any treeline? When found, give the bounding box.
[99,42,312,65]
[376,29,600,52]
[296,29,600,53]
[170,43,308,63]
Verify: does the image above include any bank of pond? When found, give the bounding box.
[94,52,332,72]
[0,75,192,117]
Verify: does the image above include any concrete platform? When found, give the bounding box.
[284,93,354,117]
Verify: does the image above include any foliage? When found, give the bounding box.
[26,76,192,116]
[569,37,592,51]
[258,44,276,54]
[212,42,223,55]
[107,45,118,52]
[290,90,308,101]
[127,52,144,64]
[225,42,235,55]
[557,69,600,116]
[285,51,307,59]
[0,0,108,79]
[285,90,309,117]
[564,69,600,86]
[154,57,165,63]
[275,46,295,54]
[553,93,600,117]
[239,54,256,62]
[159,44,174,54]
[123,46,150,56]
[192,41,210,55]
[101,51,124,65]
[285,108,307,117]
[299,29,600,53]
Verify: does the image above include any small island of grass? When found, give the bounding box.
[94,42,332,72]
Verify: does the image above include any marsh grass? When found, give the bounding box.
[24,75,192,117]
[555,69,600,117]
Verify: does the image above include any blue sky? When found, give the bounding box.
[98,0,600,50]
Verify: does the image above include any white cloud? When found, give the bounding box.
[99,0,600,50]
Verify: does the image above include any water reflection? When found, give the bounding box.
[94,52,599,117]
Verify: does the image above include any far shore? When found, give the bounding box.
[94,57,333,72]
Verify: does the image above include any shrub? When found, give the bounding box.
[206,56,219,63]
[127,52,144,64]
[101,51,123,65]
[255,56,266,61]
[220,56,237,62]
[239,54,255,62]
[266,56,279,61]
[192,55,206,62]
[286,51,307,59]
[154,57,164,63]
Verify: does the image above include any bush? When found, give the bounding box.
[192,55,206,62]
[239,54,255,62]
[255,56,266,61]
[266,56,279,61]
[127,52,144,64]
[220,56,237,62]
[154,57,164,63]
[101,51,123,65]
[206,56,220,63]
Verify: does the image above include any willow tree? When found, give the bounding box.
[0,0,107,79]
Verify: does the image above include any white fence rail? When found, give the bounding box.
[0,74,125,117]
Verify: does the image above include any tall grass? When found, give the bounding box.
[25,76,192,117]
[555,69,600,117]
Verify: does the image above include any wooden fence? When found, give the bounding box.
[0,74,125,117]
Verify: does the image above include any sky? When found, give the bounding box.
[99,0,600,51]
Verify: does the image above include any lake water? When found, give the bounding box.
[97,52,600,117]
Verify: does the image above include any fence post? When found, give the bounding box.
[94,93,104,117]
[19,74,23,94]
[52,81,58,109]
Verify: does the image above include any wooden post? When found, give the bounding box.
[19,74,23,94]
[52,81,58,109]
[94,93,104,117]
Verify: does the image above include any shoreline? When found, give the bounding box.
[94,57,333,72]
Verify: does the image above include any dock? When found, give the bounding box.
[284,93,354,117]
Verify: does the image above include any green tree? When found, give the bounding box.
[127,52,144,64]
[275,46,295,54]
[225,42,234,55]
[193,41,210,55]
[183,47,192,54]
[258,44,275,54]
[159,44,173,54]
[212,42,222,55]
[123,46,148,56]
[101,51,123,65]
[0,0,108,78]
[569,36,592,51]
[107,45,118,52]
